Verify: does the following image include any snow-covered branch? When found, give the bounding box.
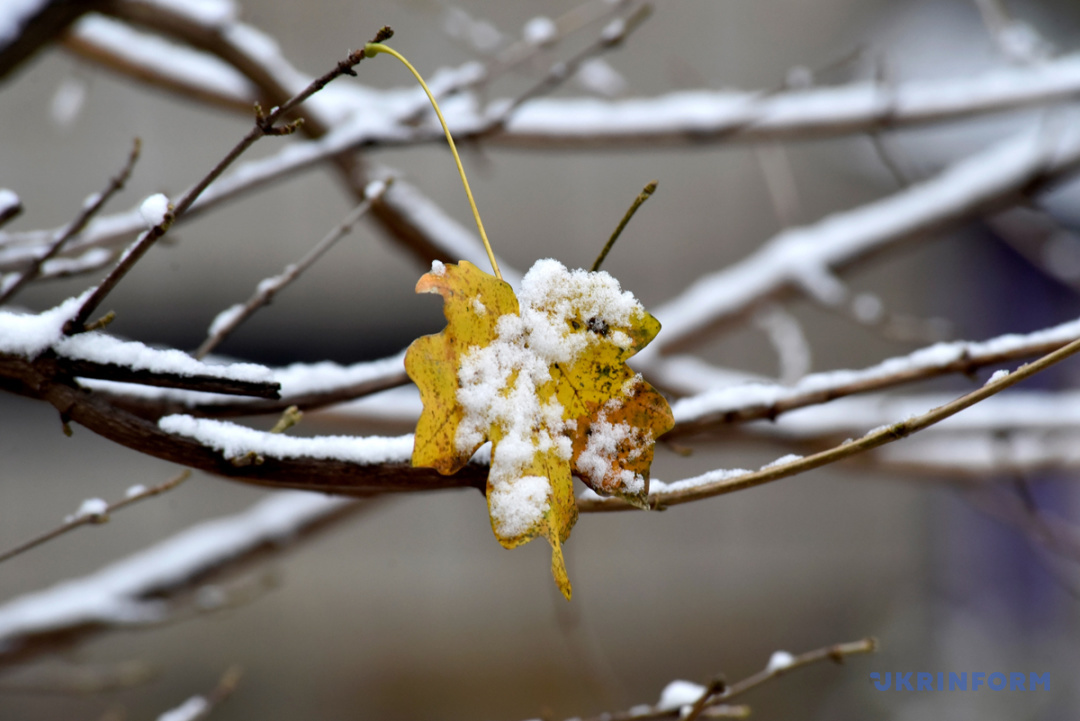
[648,121,1080,353]
[669,314,1080,431]
[0,491,367,667]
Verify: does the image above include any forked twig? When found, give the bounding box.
[0,139,139,305]
[63,27,394,335]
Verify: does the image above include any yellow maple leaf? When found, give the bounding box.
[405,258,673,599]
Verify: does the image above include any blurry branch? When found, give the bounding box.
[194,178,391,359]
[0,492,376,669]
[0,471,189,565]
[583,332,1080,511]
[872,429,1080,477]
[0,0,102,81]
[63,29,392,335]
[647,124,1080,354]
[484,53,1080,148]
[62,14,257,112]
[575,637,876,721]
[974,0,1054,64]
[478,4,653,133]
[0,660,154,695]
[666,314,1080,431]
[0,138,140,305]
[153,666,242,721]
[963,482,1080,566]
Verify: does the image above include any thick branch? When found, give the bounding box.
[0,352,482,495]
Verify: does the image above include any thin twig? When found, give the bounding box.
[0,471,189,565]
[483,4,653,132]
[0,139,139,305]
[592,180,657,272]
[63,27,393,335]
[194,179,391,359]
[574,637,875,721]
[710,638,876,705]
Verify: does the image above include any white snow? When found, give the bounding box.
[443,7,503,53]
[575,58,627,97]
[523,16,557,46]
[0,188,20,216]
[762,454,803,469]
[0,291,88,357]
[71,15,254,105]
[0,491,349,647]
[986,368,1010,384]
[656,680,707,711]
[766,650,796,672]
[0,0,47,45]
[54,331,273,383]
[125,484,148,498]
[50,76,87,128]
[430,259,446,276]
[138,193,171,229]
[488,475,552,538]
[156,695,209,721]
[159,415,413,465]
[65,498,108,523]
[75,351,408,412]
[206,303,245,338]
[670,314,1080,424]
[502,52,1080,142]
[144,0,237,27]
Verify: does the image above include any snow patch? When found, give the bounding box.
[138,193,170,229]
[65,498,108,523]
[523,16,557,46]
[159,415,412,465]
[766,650,796,672]
[657,680,707,711]
[156,696,209,721]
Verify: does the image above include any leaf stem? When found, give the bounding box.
[364,42,502,280]
[591,180,656,272]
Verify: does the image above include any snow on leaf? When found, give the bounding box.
[404,259,673,599]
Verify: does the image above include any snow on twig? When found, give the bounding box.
[669,314,1080,428]
[647,122,1080,353]
[0,471,190,565]
[79,350,409,416]
[0,491,354,655]
[65,15,256,109]
[157,415,412,465]
[494,52,1080,147]
[17,48,1080,280]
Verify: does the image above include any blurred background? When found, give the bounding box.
[2,0,1080,718]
